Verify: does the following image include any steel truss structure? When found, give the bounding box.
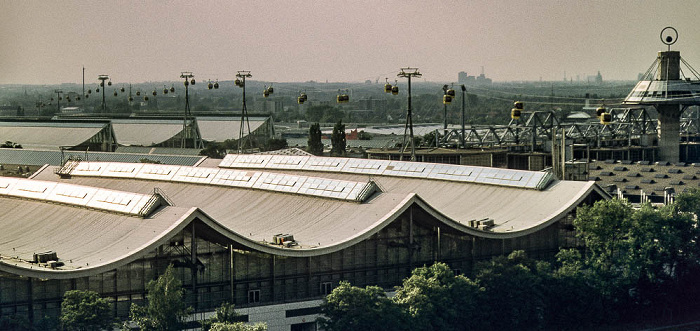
[441,107,700,151]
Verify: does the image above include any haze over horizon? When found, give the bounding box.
[2,1,699,85]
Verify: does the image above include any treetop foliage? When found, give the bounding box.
[320,189,700,330]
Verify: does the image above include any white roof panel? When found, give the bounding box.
[136,164,180,181]
[10,180,57,200]
[0,177,19,194]
[172,166,219,184]
[218,155,553,190]
[102,163,144,178]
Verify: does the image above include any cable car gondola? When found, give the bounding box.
[511,101,523,120]
[600,112,612,125]
[596,106,606,119]
[443,95,452,105]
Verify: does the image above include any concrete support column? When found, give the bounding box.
[657,104,681,163]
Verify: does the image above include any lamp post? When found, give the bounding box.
[235,71,253,153]
[398,67,421,161]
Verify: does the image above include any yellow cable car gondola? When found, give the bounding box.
[600,112,612,125]
[596,106,606,119]
[170,86,175,93]
[213,81,219,89]
[443,95,452,104]
[384,83,392,93]
[208,81,213,90]
[511,101,523,120]
[446,88,456,98]
[391,85,399,95]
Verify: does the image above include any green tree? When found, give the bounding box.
[202,303,242,331]
[60,290,113,331]
[209,322,267,331]
[565,197,700,321]
[548,249,608,328]
[307,123,323,156]
[475,251,549,330]
[129,265,191,331]
[330,120,346,157]
[357,130,371,140]
[393,262,485,331]
[318,281,406,331]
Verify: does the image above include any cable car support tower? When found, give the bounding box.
[235,71,253,154]
[398,67,421,161]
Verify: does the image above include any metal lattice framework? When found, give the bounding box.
[438,107,696,150]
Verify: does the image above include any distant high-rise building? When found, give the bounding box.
[458,71,468,84]
[458,71,484,85]
[595,71,603,84]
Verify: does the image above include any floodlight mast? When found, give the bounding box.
[398,67,421,161]
[236,71,253,153]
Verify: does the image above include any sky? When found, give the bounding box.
[1,0,700,85]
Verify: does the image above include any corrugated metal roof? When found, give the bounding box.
[0,149,204,166]
[115,146,203,156]
[35,160,602,245]
[0,124,106,150]
[0,197,197,278]
[197,117,269,142]
[111,120,184,146]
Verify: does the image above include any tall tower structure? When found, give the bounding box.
[623,27,700,163]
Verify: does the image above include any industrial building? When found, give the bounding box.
[0,154,606,330]
[0,116,274,152]
[0,120,116,151]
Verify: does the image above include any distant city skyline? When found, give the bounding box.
[1,1,699,85]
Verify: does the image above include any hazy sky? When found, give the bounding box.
[2,1,699,85]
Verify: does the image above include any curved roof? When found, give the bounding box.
[1,156,607,278]
[0,121,108,150]
[111,119,184,146]
[197,116,270,142]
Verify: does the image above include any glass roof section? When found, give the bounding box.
[0,177,159,217]
[217,155,553,190]
[67,161,377,202]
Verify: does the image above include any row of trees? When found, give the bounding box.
[307,120,346,156]
[0,265,266,331]
[320,189,700,330]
